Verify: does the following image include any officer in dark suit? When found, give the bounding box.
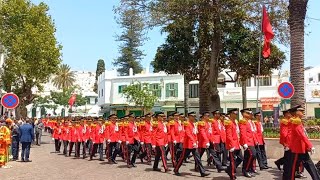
[19,119,35,162]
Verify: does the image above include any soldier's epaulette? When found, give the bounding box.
[91,124,96,128]
[252,120,258,123]
[105,122,111,126]
[224,120,232,126]
[140,121,146,126]
[291,117,302,125]
[197,121,205,126]
[168,120,175,126]
[152,121,158,127]
[280,119,289,125]
[118,122,123,126]
[239,119,247,124]
[183,121,190,126]
[124,122,129,126]
[208,118,214,123]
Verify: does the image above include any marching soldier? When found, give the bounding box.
[125,113,140,168]
[253,112,269,170]
[90,118,105,161]
[151,112,169,172]
[219,113,228,166]
[239,108,257,178]
[77,119,87,159]
[69,121,80,157]
[225,109,243,180]
[286,105,320,180]
[174,112,210,177]
[52,120,62,153]
[139,113,153,165]
[62,119,71,156]
[106,114,120,164]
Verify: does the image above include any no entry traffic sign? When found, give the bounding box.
[1,93,20,109]
[278,82,295,99]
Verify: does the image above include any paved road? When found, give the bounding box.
[0,132,312,180]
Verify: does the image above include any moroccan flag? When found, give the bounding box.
[68,94,76,107]
[262,5,274,58]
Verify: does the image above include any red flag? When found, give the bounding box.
[68,94,76,107]
[262,5,274,58]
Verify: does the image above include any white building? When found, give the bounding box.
[98,68,184,117]
[27,70,99,118]
[97,68,290,118]
[305,66,320,118]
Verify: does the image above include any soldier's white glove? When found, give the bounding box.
[126,141,129,145]
[107,139,111,143]
[118,140,122,144]
[93,142,96,144]
[284,146,290,151]
[52,138,54,141]
[193,143,197,148]
[152,145,156,149]
[140,142,144,145]
[173,140,177,145]
[206,143,210,148]
[311,147,316,155]
[165,144,168,147]
[230,147,235,152]
[243,144,248,150]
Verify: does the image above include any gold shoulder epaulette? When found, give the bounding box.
[197,121,205,126]
[280,119,289,125]
[291,117,302,125]
[169,120,175,125]
[208,118,214,123]
[239,119,247,124]
[152,121,158,127]
[224,120,232,126]
[252,120,258,123]
[118,122,123,126]
[140,121,145,126]
[183,121,190,126]
[105,121,110,126]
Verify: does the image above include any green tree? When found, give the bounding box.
[121,81,158,113]
[288,0,308,107]
[52,64,75,90]
[144,0,289,113]
[0,0,61,118]
[152,18,198,115]
[113,0,145,75]
[93,59,105,93]
[50,87,87,107]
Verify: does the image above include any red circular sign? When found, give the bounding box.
[278,82,295,99]
[1,93,20,109]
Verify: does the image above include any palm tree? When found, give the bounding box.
[52,64,75,90]
[288,0,308,107]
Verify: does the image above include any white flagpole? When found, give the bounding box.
[256,4,264,112]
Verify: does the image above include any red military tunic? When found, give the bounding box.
[219,120,226,143]
[92,124,105,144]
[279,118,290,147]
[253,120,264,145]
[224,119,240,150]
[52,123,61,140]
[289,117,313,154]
[141,121,152,144]
[70,126,80,142]
[61,125,71,141]
[239,119,256,147]
[211,118,221,144]
[151,121,167,146]
[106,121,120,143]
[197,121,210,148]
[183,121,198,149]
[125,121,140,144]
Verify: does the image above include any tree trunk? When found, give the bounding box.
[15,104,27,119]
[184,77,189,115]
[241,79,247,109]
[288,0,308,107]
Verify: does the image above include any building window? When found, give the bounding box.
[98,90,100,98]
[166,83,178,97]
[101,89,104,97]
[235,78,251,87]
[189,84,199,98]
[318,73,320,82]
[149,83,161,97]
[118,85,127,93]
[309,77,314,83]
[255,76,271,86]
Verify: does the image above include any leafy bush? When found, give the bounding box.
[306,120,317,126]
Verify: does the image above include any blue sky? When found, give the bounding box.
[31,0,319,72]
